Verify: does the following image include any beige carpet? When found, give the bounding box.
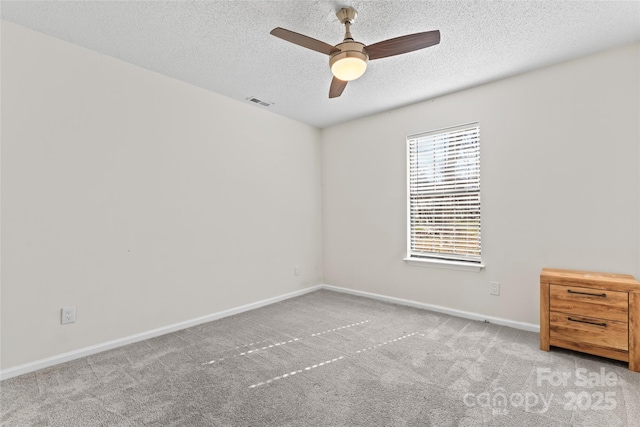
[2,289,639,426]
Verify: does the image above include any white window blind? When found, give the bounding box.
[407,123,481,264]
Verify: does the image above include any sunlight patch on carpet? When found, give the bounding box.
[248,331,420,389]
[202,319,370,365]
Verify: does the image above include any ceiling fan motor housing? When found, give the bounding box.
[330,41,368,67]
[329,41,368,81]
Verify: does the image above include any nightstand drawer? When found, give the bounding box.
[550,312,628,351]
[550,284,628,323]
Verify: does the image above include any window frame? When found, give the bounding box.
[404,122,484,272]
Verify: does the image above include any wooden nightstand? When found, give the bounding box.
[540,268,640,373]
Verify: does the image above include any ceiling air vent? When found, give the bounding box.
[246,96,273,107]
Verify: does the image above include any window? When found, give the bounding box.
[406,123,482,270]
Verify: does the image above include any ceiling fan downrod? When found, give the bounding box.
[336,7,357,41]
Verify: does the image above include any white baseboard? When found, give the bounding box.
[1,283,539,380]
[0,285,322,381]
[320,284,540,333]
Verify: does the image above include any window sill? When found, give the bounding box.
[403,257,485,272]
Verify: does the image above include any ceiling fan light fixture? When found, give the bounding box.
[271,6,440,98]
[329,47,368,81]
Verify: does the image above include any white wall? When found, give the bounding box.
[322,43,640,325]
[1,21,322,370]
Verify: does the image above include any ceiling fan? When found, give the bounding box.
[270,7,440,98]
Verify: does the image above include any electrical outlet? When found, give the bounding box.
[490,282,500,296]
[294,265,301,277]
[61,306,76,324]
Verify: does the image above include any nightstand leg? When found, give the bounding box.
[540,282,550,351]
[630,292,639,372]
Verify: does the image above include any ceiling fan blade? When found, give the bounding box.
[329,77,348,98]
[366,30,440,60]
[270,27,339,56]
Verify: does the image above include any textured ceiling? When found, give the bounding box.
[1,1,639,128]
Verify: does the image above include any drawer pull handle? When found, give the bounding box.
[568,317,607,327]
[567,289,606,297]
